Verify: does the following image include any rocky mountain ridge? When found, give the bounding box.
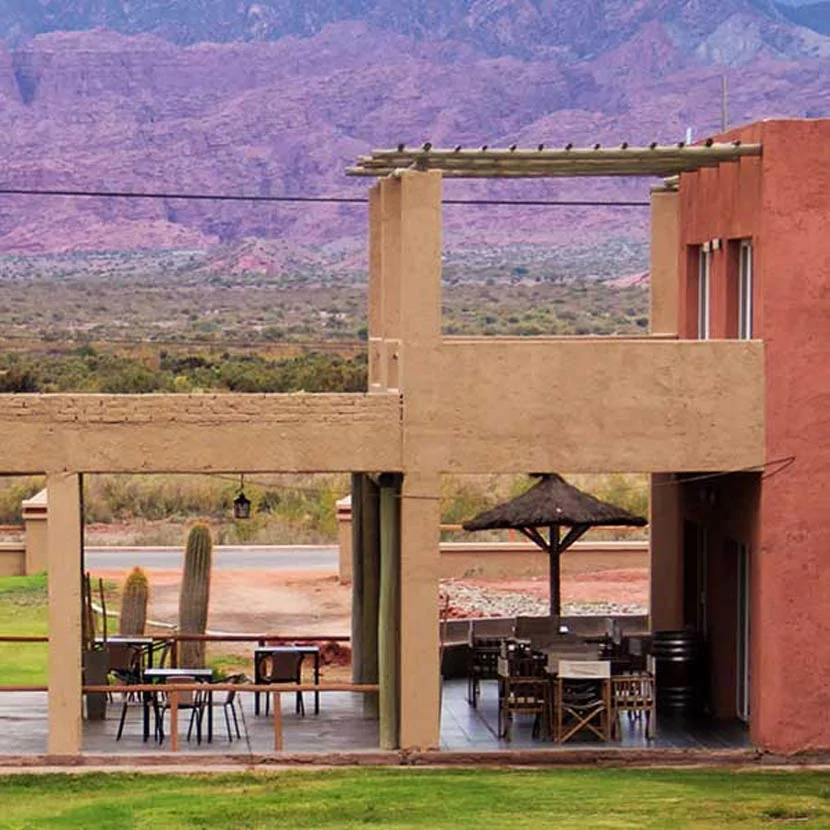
[0,2,829,258]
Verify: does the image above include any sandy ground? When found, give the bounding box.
[90,564,648,636]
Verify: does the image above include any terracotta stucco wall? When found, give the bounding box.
[678,122,763,341]
[753,120,830,752]
[678,118,830,751]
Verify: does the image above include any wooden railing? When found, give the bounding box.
[81,682,378,752]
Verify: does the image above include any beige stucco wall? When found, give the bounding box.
[0,393,402,474]
[413,338,764,474]
[650,189,680,336]
[22,489,48,574]
[439,540,648,579]
[339,535,648,582]
[0,543,25,576]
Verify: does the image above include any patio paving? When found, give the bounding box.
[0,681,751,758]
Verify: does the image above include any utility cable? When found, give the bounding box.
[0,186,650,208]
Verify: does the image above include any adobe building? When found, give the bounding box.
[0,117,826,757]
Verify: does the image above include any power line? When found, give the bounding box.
[0,186,650,208]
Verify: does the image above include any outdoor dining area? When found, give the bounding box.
[465,618,655,744]
[84,634,328,749]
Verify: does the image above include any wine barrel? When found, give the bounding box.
[652,630,701,713]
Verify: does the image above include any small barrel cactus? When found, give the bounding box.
[178,523,213,668]
[119,567,149,636]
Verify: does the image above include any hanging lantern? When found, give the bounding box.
[233,474,251,519]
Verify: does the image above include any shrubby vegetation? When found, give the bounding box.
[0,472,648,543]
[0,348,368,394]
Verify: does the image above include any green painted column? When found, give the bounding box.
[350,473,365,685]
[378,473,401,749]
[361,475,381,718]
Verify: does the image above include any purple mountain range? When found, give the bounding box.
[1,1,829,257]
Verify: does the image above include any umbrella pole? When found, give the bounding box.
[549,524,561,619]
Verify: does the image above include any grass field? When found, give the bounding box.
[0,769,829,829]
[0,574,48,686]
[0,574,247,685]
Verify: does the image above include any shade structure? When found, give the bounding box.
[462,474,647,618]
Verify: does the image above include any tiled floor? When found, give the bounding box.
[0,682,751,757]
[441,679,752,751]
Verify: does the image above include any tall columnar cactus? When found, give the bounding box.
[178,523,213,668]
[119,567,149,636]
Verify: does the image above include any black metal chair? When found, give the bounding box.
[152,675,207,744]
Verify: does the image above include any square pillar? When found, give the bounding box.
[399,471,441,750]
[46,472,83,756]
[649,188,680,336]
[649,473,683,630]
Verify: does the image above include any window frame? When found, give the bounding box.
[738,240,753,340]
[698,246,711,340]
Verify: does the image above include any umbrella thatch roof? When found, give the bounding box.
[462,473,647,532]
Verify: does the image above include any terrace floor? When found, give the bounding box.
[0,680,752,758]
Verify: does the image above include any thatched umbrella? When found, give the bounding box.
[462,473,647,619]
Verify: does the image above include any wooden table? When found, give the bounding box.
[143,667,214,743]
[254,645,321,715]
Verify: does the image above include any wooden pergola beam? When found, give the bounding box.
[362,143,761,162]
[346,142,762,179]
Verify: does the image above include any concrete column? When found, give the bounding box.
[650,189,680,336]
[378,473,401,749]
[649,473,683,631]
[368,184,384,390]
[398,471,441,750]
[22,488,48,575]
[46,472,82,756]
[379,177,403,390]
[336,494,352,584]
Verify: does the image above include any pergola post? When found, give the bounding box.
[549,523,561,618]
[46,472,83,756]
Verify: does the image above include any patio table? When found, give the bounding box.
[254,644,321,715]
[142,667,214,743]
[95,636,157,668]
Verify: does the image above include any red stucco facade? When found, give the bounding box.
[677,119,830,752]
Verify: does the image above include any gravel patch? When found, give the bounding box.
[441,581,646,618]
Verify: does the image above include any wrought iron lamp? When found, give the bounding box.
[233,474,251,519]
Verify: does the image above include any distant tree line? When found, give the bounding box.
[0,347,368,394]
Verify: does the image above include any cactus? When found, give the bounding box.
[178,523,213,668]
[119,567,149,636]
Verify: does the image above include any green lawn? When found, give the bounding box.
[0,574,247,685]
[0,769,829,829]
[0,573,48,685]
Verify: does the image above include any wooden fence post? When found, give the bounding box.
[273,691,283,751]
[170,690,179,752]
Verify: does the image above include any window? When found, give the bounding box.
[738,240,753,339]
[698,247,711,340]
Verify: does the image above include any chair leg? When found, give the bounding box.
[231,703,242,739]
[297,691,305,717]
[224,706,233,742]
[116,699,129,741]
